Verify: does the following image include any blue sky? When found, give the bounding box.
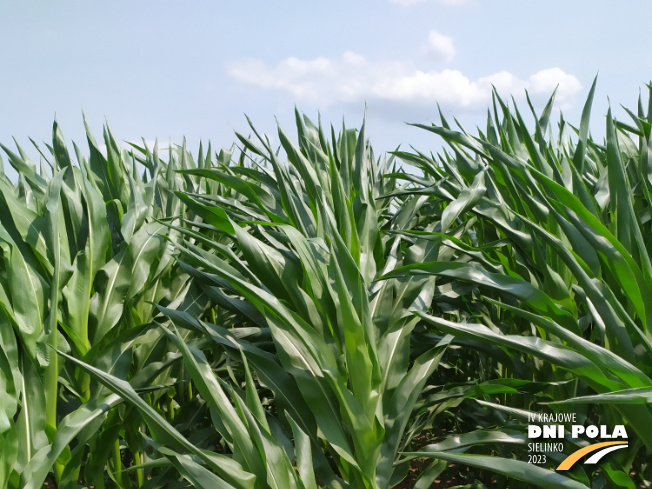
[2,1,651,163]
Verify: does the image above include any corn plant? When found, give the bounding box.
[0,122,214,488]
[386,80,652,487]
[173,114,465,488]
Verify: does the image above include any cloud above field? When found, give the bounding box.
[228,51,582,115]
[424,30,456,62]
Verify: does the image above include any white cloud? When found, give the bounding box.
[228,52,583,115]
[528,67,583,101]
[424,30,456,62]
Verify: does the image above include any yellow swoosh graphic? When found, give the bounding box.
[556,441,628,470]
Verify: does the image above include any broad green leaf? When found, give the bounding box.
[401,451,589,489]
[58,351,256,489]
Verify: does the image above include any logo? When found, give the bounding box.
[526,412,628,470]
[555,441,628,470]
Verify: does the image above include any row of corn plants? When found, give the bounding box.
[0,123,224,488]
[1,82,650,488]
[387,80,652,487]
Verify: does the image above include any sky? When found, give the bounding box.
[2,1,652,168]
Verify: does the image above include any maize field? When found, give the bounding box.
[0,80,651,488]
